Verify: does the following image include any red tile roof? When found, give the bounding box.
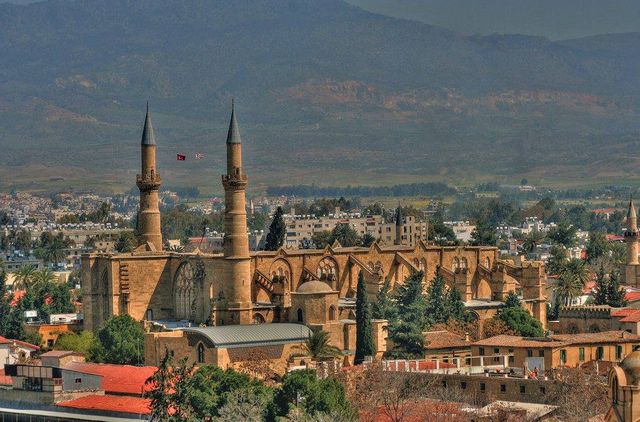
[473,331,640,348]
[63,362,157,395]
[626,292,640,302]
[56,395,151,415]
[611,309,639,317]
[0,336,40,350]
[424,330,471,350]
[619,313,640,323]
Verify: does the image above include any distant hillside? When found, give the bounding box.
[0,0,639,193]
[346,0,640,40]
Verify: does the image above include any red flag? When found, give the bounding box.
[176,154,186,161]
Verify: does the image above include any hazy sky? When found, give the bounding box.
[346,0,640,40]
[3,0,640,40]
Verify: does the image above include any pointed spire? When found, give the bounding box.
[629,195,637,221]
[395,203,404,226]
[226,99,242,144]
[141,103,156,146]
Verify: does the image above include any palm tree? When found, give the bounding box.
[44,239,66,266]
[32,269,58,287]
[562,258,589,286]
[522,230,545,255]
[12,265,37,290]
[300,330,342,361]
[556,271,583,306]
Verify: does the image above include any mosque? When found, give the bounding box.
[81,105,547,357]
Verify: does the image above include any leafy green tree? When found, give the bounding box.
[496,307,544,337]
[504,291,521,308]
[91,315,144,364]
[371,278,396,322]
[270,369,353,419]
[586,232,609,264]
[311,231,332,249]
[428,218,457,245]
[328,223,361,247]
[593,265,609,305]
[546,245,567,275]
[265,206,286,251]
[607,269,627,308]
[54,331,96,355]
[387,271,427,359]
[424,269,447,326]
[444,286,470,323]
[547,221,577,248]
[187,365,272,419]
[115,231,137,253]
[470,217,497,246]
[300,330,341,361]
[145,348,195,421]
[354,271,374,365]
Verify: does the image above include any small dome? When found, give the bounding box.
[621,350,640,385]
[296,280,333,294]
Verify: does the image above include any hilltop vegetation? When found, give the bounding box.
[0,0,640,192]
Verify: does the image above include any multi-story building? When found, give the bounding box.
[283,209,428,249]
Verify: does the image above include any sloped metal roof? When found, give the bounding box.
[182,323,312,349]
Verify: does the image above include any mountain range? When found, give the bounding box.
[0,0,639,193]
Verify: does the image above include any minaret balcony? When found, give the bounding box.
[222,174,248,189]
[625,230,639,238]
[136,174,162,191]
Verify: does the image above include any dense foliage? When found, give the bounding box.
[354,271,375,364]
[264,206,285,251]
[90,315,144,365]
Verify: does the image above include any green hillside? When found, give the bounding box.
[0,0,639,194]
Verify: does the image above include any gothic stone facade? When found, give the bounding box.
[82,243,547,332]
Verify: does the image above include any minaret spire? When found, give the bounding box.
[136,104,162,251]
[219,101,252,325]
[626,194,639,267]
[141,103,156,146]
[226,99,241,144]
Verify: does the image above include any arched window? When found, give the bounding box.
[452,258,460,272]
[484,257,491,269]
[174,261,202,321]
[460,258,468,270]
[329,305,336,321]
[297,308,304,323]
[197,343,205,364]
[317,258,338,282]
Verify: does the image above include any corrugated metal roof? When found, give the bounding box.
[182,323,312,349]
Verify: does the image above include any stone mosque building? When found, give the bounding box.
[81,105,547,361]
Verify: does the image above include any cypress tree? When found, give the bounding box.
[592,264,609,305]
[445,285,470,323]
[607,269,627,308]
[371,278,396,322]
[424,268,447,326]
[265,207,286,251]
[387,271,427,359]
[354,271,375,364]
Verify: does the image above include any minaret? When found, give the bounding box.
[220,102,252,325]
[136,104,163,251]
[626,196,639,265]
[394,205,404,245]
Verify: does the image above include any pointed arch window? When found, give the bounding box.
[197,343,205,364]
